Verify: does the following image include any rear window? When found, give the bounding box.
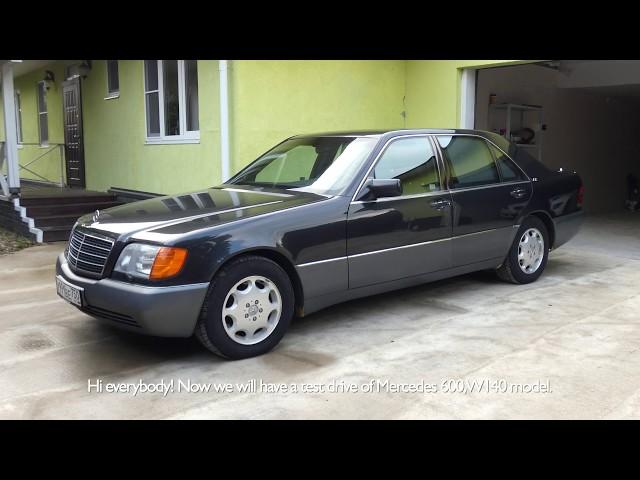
[488,144,528,182]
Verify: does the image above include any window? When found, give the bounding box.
[143,60,200,142]
[489,144,527,182]
[255,144,318,184]
[37,81,48,146]
[437,136,499,189]
[15,90,23,144]
[229,136,377,196]
[373,137,440,195]
[106,60,119,97]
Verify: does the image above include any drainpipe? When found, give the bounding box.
[219,60,231,182]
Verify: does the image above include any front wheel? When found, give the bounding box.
[195,255,294,359]
[497,217,549,284]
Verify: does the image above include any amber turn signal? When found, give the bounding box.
[150,247,188,280]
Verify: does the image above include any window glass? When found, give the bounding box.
[373,137,440,195]
[145,92,160,136]
[437,136,499,188]
[489,144,527,182]
[163,60,180,136]
[37,81,48,145]
[255,145,318,184]
[107,60,119,95]
[185,60,199,131]
[144,60,199,139]
[144,60,158,91]
[230,136,377,196]
[15,91,23,144]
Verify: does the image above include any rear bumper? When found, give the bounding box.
[56,252,209,337]
[553,211,584,249]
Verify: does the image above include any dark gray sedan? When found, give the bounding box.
[56,129,584,359]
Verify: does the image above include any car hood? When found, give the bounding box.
[76,185,328,241]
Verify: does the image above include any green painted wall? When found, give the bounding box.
[81,60,220,194]
[3,59,532,195]
[405,60,525,128]
[1,62,73,183]
[229,60,407,172]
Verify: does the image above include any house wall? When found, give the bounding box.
[228,60,407,172]
[3,60,522,194]
[81,60,221,195]
[1,62,74,184]
[404,60,525,128]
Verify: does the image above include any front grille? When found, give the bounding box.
[67,228,114,277]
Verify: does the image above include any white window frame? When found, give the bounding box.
[105,60,120,99]
[143,60,200,144]
[15,89,23,146]
[37,80,49,147]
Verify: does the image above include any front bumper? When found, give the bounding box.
[56,252,209,337]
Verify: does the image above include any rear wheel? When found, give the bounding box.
[195,255,294,359]
[497,216,549,284]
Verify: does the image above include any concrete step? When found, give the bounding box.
[20,194,119,207]
[25,201,121,217]
[41,226,73,243]
[33,214,81,228]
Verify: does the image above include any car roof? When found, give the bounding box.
[292,128,490,138]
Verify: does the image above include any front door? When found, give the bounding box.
[62,78,85,188]
[347,135,453,289]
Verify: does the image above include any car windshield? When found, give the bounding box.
[227,136,378,196]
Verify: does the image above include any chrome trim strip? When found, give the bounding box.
[296,227,515,266]
[447,180,531,194]
[351,190,447,205]
[453,227,500,239]
[296,256,348,268]
[349,237,451,259]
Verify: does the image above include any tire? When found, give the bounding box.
[497,216,549,285]
[195,255,294,360]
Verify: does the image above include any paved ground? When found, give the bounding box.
[1,213,640,419]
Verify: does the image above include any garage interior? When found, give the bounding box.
[473,60,640,214]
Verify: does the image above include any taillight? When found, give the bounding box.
[577,184,585,208]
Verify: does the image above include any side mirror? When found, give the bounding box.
[366,178,402,199]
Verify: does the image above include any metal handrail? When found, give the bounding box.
[16,142,66,187]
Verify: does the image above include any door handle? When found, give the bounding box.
[430,199,451,210]
[510,188,528,199]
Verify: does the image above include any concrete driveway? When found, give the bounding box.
[1,214,640,419]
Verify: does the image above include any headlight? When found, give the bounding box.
[114,243,188,280]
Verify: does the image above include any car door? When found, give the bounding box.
[433,134,532,267]
[347,135,453,289]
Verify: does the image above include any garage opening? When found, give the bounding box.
[469,61,640,214]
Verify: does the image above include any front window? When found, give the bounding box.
[37,81,48,146]
[15,90,23,144]
[143,60,199,143]
[106,60,119,97]
[373,136,441,195]
[228,136,378,196]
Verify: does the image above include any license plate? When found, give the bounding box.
[56,275,83,307]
